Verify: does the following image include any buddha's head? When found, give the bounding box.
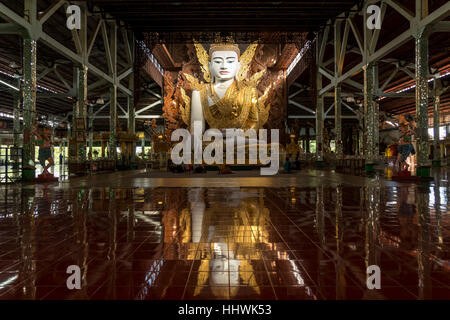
[209,44,240,82]
[207,242,239,286]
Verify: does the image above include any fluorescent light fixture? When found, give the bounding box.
[137,40,164,76]
[287,37,316,76]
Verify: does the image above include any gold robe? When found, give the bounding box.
[200,81,260,130]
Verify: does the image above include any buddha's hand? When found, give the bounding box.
[180,87,191,126]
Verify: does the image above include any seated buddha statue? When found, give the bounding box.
[180,41,270,133]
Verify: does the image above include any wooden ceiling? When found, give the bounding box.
[86,0,362,32]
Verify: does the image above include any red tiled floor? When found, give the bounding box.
[0,168,449,300]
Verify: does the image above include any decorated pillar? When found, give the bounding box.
[334,85,343,159]
[70,66,88,173]
[109,21,118,165]
[109,85,118,162]
[363,62,378,171]
[334,19,343,161]
[358,126,363,157]
[22,38,37,181]
[415,29,430,177]
[316,93,324,163]
[432,94,440,166]
[76,66,88,162]
[374,101,379,157]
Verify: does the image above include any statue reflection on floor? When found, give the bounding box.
[182,188,266,298]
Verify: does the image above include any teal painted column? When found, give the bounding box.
[22,38,37,181]
[363,62,377,171]
[415,29,430,177]
[75,66,88,163]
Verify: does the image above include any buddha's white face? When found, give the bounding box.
[209,51,240,82]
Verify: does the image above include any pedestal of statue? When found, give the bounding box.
[33,171,58,182]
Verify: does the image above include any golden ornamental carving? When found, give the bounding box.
[184,73,204,91]
[193,42,211,83]
[236,43,258,82]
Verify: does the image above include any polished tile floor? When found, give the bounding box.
[0,168,449,300]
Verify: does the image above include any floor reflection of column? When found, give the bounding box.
[335,186,345,299]
[190,188,205,244]
[365,183,380,269]
[434,176,443,254]
[363,182,384,299]
[73,189,88,298]
[108,188,118,299]
[128,190,135,243]
[416,186,432,299]
[20,188,36,299]
[315,186,326,290]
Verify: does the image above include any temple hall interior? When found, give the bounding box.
[0,0,449,301]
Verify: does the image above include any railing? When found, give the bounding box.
[0,146,22,183]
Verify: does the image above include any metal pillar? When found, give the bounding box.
[88,105,94,159]
[432,94,440,166]
[141,137,146,159]
[128,77,136,163]
[334,85,342,158]
[363,62,377,171]
[415,29,430,176]
[50,115,56,173]
[109,22,118,165]
[109,85,117,162]
[334,20,343,160]
[22,38,37,181]
[316,93,324,163]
